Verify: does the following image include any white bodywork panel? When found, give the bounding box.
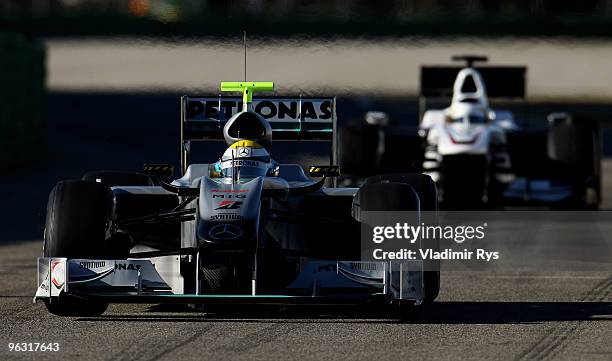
[131,245,184,294]
[172,164,209,248]
[420,67,516,170]
[421,109,517,132]
[172,164,210,187]
[36,258,424,303]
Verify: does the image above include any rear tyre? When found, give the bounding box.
[339,122,383,177]
[43,180,112,316]
[547,116,601,209]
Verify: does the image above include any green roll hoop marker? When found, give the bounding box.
[220,81,275,111]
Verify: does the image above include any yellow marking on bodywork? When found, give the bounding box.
[229,140,262,149]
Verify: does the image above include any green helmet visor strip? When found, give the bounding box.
[220,81,274,111]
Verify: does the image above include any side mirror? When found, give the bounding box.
[143,164,174,177]
[487,110,497,123]
[547,112,572,126]
[365,111,389,126]
[308,165,339,178]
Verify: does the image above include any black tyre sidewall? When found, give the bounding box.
[43,180,113,316]
[362,174,440,305]
[45,180,112,258]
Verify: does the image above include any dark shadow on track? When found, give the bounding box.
[406,301,612,324]
[76,301,612,324]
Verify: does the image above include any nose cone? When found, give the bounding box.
[446,123,481,143]
[197,177,264,248]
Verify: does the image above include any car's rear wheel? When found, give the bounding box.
[339,122,384,177]
[547,115,601,209]
[43,180,113,317]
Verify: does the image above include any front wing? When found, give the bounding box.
[34,257,424,306]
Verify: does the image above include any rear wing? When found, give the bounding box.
[180,96,337,173]
[418,65,527,121]
[420,66,527,98]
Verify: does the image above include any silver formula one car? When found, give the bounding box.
[35,82,439,317]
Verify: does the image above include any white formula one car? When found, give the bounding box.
[418,55,601,208]
[340,55,601,209]
[35,82,440,317]
[419,56,514,206]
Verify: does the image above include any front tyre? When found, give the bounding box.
[43,180,113,316]
[364,174,440,305]
[44,294,109,317]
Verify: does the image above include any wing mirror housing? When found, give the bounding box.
[143,164,174,177]
[308,165,340,178]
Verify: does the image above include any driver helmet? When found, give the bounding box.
[218,140,271,178]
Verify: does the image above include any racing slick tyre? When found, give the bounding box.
[339,122,383,177]
[356,175,439,319]
[365,174,440,305]
[547,115,601,209]
[43,180,113,316]
[82,171,153,187]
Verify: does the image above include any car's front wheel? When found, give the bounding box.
[43,180,113,317]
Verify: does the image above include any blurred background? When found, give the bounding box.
[4,0,612,37]
[2,0,612,241]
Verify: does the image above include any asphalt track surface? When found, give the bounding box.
[1,243,611,361]
[1,94,611,360]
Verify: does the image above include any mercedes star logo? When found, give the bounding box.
[238,147,250,156]
[208,223,244,240]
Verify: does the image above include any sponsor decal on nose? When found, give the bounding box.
[215,200,243,210]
